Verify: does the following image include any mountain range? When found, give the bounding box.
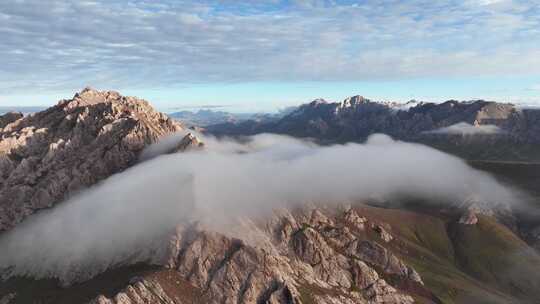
[204,96,540,162]
[1,89,540,304]
[167,109,283,128]
[0,107,46,116]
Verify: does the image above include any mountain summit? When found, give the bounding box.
[0,88,184,231]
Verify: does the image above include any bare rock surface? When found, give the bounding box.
[89,206,423,304]
[343,207,367,230]
[90,278,178,304]
[346,239,423,286]
[173,132,204,153]
[0,88,183,231]
[373,224,393,242]
[0,112,23,129]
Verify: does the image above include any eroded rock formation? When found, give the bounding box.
[0,88,184,231]
[88,207,425,304]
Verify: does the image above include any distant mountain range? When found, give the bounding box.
[0,106,46,115]
[204,96,540,161]
[167,109,283,127]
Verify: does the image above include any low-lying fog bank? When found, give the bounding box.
[0,133,521,284]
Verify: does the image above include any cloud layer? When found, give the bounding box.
[1,0,539,93]
[0,133,520,284]
[425,122,503,135]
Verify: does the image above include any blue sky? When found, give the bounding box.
[0,0,539,112]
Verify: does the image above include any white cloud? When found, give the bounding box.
[426,122,503,135]
[178,13,203,25]
[473,0,508,6]
[0,133,520,283]
[0,0,539,93]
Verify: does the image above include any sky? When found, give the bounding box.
[0,0,539,112]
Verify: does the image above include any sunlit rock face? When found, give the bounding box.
[0,87,183,232]
[91,207,421,304]
[172,133,204,153]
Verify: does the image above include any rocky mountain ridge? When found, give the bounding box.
[168,110,282,128]
[205,96,540,161]
[0,88,185,231]
[89,206,427,304]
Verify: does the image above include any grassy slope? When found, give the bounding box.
[449,215,540,302]
[0,264,156,304]
[0,265,202,304]
[356,205,540,304]
[417,137,540,163]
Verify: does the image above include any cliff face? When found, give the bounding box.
[0,88,183,231]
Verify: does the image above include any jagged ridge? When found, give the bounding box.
[0,88,184,231]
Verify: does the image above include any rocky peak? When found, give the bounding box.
[340,95,370,108]
[62,87,119,108]
[287,98,335,119]
[172,132,204,153]
[0,88,183,232]
[308,98,329,106]
[57,88,162,122]
[388,100,424,111]
[441,100,460,108]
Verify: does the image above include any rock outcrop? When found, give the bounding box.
[88,206,423,304]
[61,206,429,304]
[455,195,516,230]
[0,88,184,231]
[90,278,178,304]
[0,112,23,129]
[346,240,423,286]
[372,224,393,242]
[173,132,204,153]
